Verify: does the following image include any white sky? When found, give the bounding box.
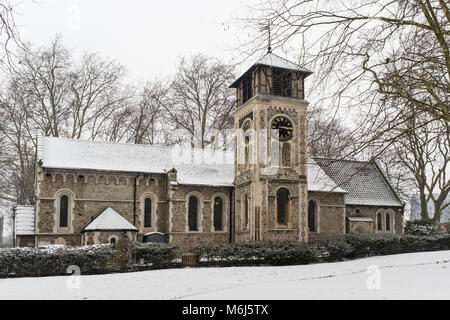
[10,0,260,81]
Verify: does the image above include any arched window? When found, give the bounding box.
[110,237,117,245]
[59,195,69,228]
[282,143,291,167]
[377,213,383,231]
[385,213,391,231]
[188,196,198,231]
[144,198,152,228]
[308,200,316,232]
[214,197,223,231]
[243,193,249,229]
[277,188,290,225]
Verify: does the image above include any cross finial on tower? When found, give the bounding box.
[259,19,273,54]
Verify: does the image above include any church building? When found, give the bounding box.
[15,53,404,247]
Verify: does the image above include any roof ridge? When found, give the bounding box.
[372,161,404,207]
[257,51,311,72]
[313,157,372,164]
[42,136,233,154]
[259,52,296,65]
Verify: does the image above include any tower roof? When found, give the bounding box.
[230,52,313,88]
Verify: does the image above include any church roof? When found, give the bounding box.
[307,158,346,193]
[83,207,138,231]
[230,52,313,88]
[314,158,404,207]
[38,136,235,187]
[38,136,347,193]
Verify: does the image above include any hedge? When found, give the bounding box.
[1,234,450,278]
[321,239,353,262]
[193,234,450,267]
[0,242,182,278]
[405,219,438,235]
[343,234,450,258]
[129,242,180,269]
[192,241,320,266]
[0,244,116,277]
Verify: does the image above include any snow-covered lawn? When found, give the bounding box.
[0,250,449,300]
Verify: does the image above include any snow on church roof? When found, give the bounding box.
[38,136,235,187]
[83,207,138,231]
[307,158,346,193]
[38,136,345,193]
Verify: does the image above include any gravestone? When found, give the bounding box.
[143,232,165,243]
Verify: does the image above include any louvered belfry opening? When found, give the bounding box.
[230,52,312,107]
[242,72,253,105]
[271,68,292,97]
[233,66,306,107]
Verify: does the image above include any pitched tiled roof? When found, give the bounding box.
[83,207,138,231]
[314,158,403,207]
[307,158,346,193]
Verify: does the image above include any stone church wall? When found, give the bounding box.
[35,168,168,246]
[346,205,403,234]
[308,191,346,239]
[168,184,232,246]
[83,230,136,246]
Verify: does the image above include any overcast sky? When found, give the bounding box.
[11,0,260,81]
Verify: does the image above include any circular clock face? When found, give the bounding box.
[271,116,293,141]
[242,119,252,132]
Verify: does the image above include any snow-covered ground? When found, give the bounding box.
[0,250,449,300]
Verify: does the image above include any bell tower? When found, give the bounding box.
[230,52,313,242]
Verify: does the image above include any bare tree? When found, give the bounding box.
[374,151,416,207]
[105,80,170,145]
[307,106,355,158]
[0,35,129,210]
[14,36,72,137]
[0,78,36,205]
[393,115,449,222]
[12,36,128,140]
[238,0,449,125]
[0,0,23,69]
[163,54,236,149]
[68,53,128,139]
